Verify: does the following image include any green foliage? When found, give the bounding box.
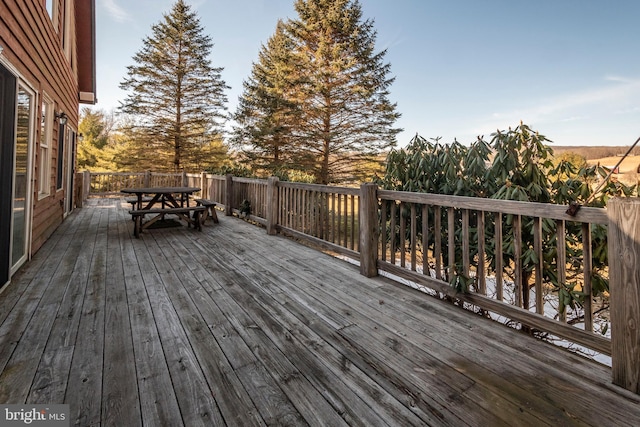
[77,108,115,171]
[119,0,229,171]
[231,20,301,177]
[233,0,401,184]
[207,164,255,178]
[553,151,587,172]
[272,168,317,183]
[239,199,252,217]
[380,122,638,317]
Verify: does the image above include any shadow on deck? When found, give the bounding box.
[1,198,638,426]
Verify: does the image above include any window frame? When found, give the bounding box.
[45,0,58,27]
[62,0,73,63]
[38,94,53,199]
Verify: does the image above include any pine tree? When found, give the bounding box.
[119,0,228,171]
[77,108,118,171]
[231,20,302,176]
[233,0,401,184]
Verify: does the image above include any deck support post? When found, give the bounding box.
[266,176,279,235]
[225,174,233,216]
[144,170,151,187]
[608,197,640,394]
[359,183,379,278]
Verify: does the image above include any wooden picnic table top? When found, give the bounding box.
[121,186,200,195]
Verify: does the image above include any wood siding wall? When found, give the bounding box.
[0,0,81,253]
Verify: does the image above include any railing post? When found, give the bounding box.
[144,170,151,187]
[83,170,90,200]
[608,197,640,394]
[225,174,233,216]
[201,172,207,199]
[75,172,83,208]
[182,171,188,186]
[359,183,379,278]
[266,176,280,235]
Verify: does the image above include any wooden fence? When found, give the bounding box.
[80,171,640,394]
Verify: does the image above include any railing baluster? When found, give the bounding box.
[410,204,417,271]
[390,201,397,266]
[447,207,455,281]
[422,205,429,276]
[583,223,593,332]
[462,209,470,280]
[350,195,356,251]
[381,200,387,262]
[343,194,349,248]
[514,214,523,308]
[477,210,486,295]
[435,207,442,281]
[495,212,503,301]
[557,219,567,322]
[400,202,406,268]
[534,217,544,314]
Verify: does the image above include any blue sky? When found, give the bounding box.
[96,0,640,147]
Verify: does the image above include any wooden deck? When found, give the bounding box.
[1,198,639,426]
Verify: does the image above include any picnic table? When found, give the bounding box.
[121,187,206,237]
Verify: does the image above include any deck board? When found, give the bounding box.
[1,198,639,426]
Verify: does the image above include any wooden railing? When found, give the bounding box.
[82,171,189,197]
[79,171,640,394]
[273,181,361,257]
[373,190,609,354]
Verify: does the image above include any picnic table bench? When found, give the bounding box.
[129,206,206,238]
[193,198,219,224]
[125,196,153,209]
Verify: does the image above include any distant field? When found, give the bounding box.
[586,155,640,174]
[551,146,640,185]
[584,155,640,185]
[552,145,640,160]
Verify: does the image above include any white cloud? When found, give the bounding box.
[472,76,640,135]
[103,0,132,23]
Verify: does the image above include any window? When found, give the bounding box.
[39,96,53,197]
[62,0,73,63]
[45,0,54,19]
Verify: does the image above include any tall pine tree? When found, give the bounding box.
[119,0,228,171]
[231,20,302,176]
[233,0,401,184]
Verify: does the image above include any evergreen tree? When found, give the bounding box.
[287,0,401,184]
[233,0,401,184]
[119,0,228,171]
[77,108,116,171]
[231,20,301,176]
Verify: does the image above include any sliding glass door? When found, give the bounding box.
[0,64,16,287]
[0,61,35,288]
[11,85,34,275]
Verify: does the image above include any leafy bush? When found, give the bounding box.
[379,122,638,316]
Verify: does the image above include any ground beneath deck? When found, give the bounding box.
[1,198,639,426]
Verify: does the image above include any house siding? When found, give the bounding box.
[0,0,95,267]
